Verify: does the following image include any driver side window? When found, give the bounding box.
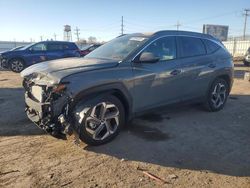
[31,43,47,51]
[143,37,176,61]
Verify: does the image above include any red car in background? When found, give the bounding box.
[80,44,101,57]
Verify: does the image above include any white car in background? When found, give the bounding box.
[244,47,250,66]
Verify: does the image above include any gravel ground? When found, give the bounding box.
[0,62,250,188]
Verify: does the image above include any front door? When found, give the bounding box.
[132,36,183,112]
[27,42,47,64]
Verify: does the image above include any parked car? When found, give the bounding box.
[244,47,250,66]
[0,41,80,72]
[80,44,101,56]
[21,30,233,145]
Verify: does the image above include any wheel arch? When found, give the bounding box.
[217,74,231,87]
[8,56,26,65]
[70,83,133,122]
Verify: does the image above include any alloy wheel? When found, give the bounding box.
[84,102,120,141]
[211,83,227,109]
[11,60,24,72]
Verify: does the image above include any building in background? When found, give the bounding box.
[203,24,229,41]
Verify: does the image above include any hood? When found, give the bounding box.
[1,49,25,56]
[21,57,119,84]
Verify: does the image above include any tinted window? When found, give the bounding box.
[48,43,63,50]
[143,37,176,61]
[178,37,206,58]
[203,39,220,54]
[31,43,47,51]
[63,43,77,50]
[63,44,70,49]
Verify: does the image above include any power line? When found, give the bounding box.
[243,9,250,40]
[75,27,80,41]
[184,10,240,25]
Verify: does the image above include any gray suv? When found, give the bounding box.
[21,31,233,145]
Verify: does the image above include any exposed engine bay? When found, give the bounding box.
[23,73,73,138]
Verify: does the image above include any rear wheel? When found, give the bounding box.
[74,95,125,145]
[10,58,25,73]
[205,78,229,112]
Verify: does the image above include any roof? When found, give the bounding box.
[43,41,75,43]
[152,30,219,41]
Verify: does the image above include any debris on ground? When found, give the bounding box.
[137,167,169,184]
[168,174,178,179]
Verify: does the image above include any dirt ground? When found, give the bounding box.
[0,62,250,188]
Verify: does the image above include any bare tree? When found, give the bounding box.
[88,36,97,44]
[75,39,88,49]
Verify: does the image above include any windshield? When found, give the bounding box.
[85,34,148,61]
[19,43,35,50]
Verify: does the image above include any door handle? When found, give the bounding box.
[170,69,182,76]
[208,63,216,68]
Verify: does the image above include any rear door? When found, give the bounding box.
[63,43,80,57]
[176,36,211,100]
[46,42,64,61]
[132,36,184,112]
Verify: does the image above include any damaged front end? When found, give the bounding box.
[23,73,73,138]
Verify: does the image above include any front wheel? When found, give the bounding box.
[10,59,25,73]
[205,78,229,112]
[74,95,125,145]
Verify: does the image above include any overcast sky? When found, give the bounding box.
[0,0,249,42]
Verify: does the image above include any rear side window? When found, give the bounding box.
[203,39,220,54]
[178,36,206,58]
[64,43,78,50]
[48,43,63,50]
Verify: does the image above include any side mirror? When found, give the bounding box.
[138,52,160,63]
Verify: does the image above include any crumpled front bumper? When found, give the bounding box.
[24,90,69,134]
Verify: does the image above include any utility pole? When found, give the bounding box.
[53,33,57,41]
[175,21,181,31]
[40,36,43,41]
[243,9,250,40]
[121,16,124,35]
[75,27,80,41]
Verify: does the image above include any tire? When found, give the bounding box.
[243,60,250,67]
[205,78,229,112]
[74,95,125,145]
[9,58,25,73]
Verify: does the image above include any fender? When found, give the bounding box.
[69,82,133,121]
